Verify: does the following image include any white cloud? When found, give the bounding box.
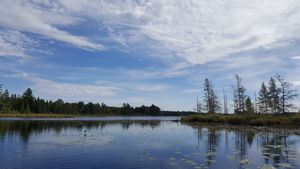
[292,56,300,60]
[3,0,300,64]
[16,72,119,101]
[291,81,300,86]
[137,85,169,92]
[0,0,103,51]
[54,0,300,64]
[0,30,34,58]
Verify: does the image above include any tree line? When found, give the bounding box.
[0,86,161,115]
[199,74,298,114]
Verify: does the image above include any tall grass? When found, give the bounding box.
[181,113,300,126]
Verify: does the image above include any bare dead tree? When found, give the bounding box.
[275,73,298,113]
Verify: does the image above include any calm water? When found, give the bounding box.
[0,117,300,169]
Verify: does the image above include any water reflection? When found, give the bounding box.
[0,119,299,169]
[0,120,161,143]
[191,125,300,169]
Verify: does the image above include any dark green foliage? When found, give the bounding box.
[120,103,134,115]
[0,85,10,113]
[0,84,4,113]
[268,78,281,113]
[258,82,268,114]
[22,88,34,113]
[0,87,164,116]
[203,78,220,113]
[149,104,160,115]
[245,97,254,114]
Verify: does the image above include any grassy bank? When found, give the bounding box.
[181,113,300,126]
[0,113,185,118]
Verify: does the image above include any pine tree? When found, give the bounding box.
[22,88,34,113]
[245,97,254,113]
[258,82,268,114]
[203,78,220,113]
[268,77,280,113]
[0,84,4,113]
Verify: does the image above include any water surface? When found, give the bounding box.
[0,116,299,169]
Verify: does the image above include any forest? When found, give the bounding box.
[0,86,164,116]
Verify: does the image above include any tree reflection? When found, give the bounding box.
[190,124,299,169]
[205,128,220,166]
[0,120,161,143]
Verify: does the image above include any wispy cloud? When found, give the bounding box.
[54,0,300,64]
[0,30,34,58]
[292,56,300,60]
[0,0,103,52]
[3,0,300,64]
[291,81,300,86]
[137,85,169,92]
[13,72,119,101]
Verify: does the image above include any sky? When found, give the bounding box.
[1,0,300,111]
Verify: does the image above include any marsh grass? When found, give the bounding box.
[181,113,300,126]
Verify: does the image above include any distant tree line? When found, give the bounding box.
[199,74,298,114]
[0,86,163,115]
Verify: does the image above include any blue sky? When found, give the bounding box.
[1,0,300,111]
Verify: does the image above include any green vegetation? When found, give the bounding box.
[0,87,164,116]
[202,78,220,113]
[0,113,74,118]
[186,74,300,126]
[181,113,300,126]
[198,74,298,114]
[0,86,193,117]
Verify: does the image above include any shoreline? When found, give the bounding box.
[181,113,300,126]
[0,113,76,118]
[0,113,182,118]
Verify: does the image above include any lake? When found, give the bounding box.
[0,116,299,169]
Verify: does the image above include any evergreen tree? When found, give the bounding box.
[149,104,160,115]
[22,88,34,113]
[245,97,254,113]
[268,77,280,113]
[0,84,4,113]
[0,85,11,113]
[258,82,268,114]
[203,78,220,113]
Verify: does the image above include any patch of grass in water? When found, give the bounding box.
[148,157,156,160]
[194,166,202,169]
[275,163,293,168]
[259,164,276,169]
[169,162,177,165]
[228,156,236,160]
[205,159,215,163]
[205,152,216,156]
[169,157,176,161]
[240,159,249,165]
